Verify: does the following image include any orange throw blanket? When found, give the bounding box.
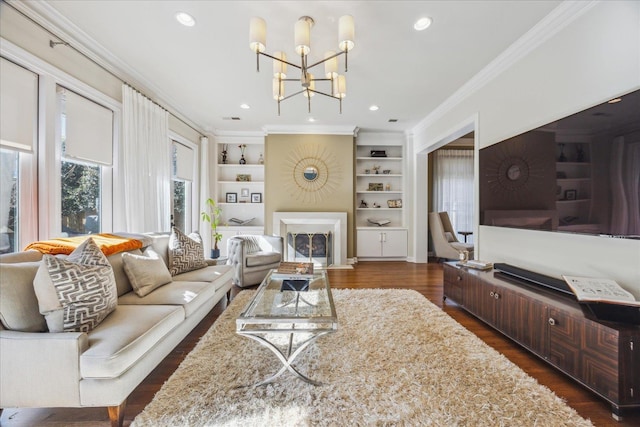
[25,233,143,256]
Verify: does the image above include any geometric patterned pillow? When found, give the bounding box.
[33,237,117,333]
[168,227,207,276]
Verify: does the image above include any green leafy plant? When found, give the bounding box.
[201,198,222,250]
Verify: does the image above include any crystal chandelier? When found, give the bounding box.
[249,15,355,115]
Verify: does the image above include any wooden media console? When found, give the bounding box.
[443,263,640,420]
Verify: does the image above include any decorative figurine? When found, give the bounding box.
[258,152,264,164]
[360,200,368,208]
[558,143,567,162]
[576,144,585,162]
[221,144,228,164]
[239,144,247,164]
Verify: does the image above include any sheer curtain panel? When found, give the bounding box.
[122,85,170,232]
[433,149,474,243]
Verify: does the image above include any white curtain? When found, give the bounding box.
[121,85,171,232]
[433,149,474,243]
[199,136,211,253]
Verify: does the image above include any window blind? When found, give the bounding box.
[173,141,194,181]
[62,87,113,166]
[0,57,38,153]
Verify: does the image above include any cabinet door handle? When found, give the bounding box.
[548,318,556,326]
[457,275,462,281]
[494,292,500,300]
[490,291,495,297]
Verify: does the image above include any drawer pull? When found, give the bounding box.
[489,291,494,297]
[548,318,556,326]
[494,292,500,300]
[457,275,462,281]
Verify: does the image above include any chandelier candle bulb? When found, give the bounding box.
[303,73,315,97]
[295,18,311,55]
[334,75,346,98]
[273,51,287,78]
[338,15,355,51]
[249,17,266,53]
[272,78,284,100]
[324,51,338,78]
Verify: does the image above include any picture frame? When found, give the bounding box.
[226,192,237,203]
[387,199,403,208]
[251,193,262,203]
[564,189,577,200]
[368,183,384,191]
[236,174,251,182]
[240,188,250,198]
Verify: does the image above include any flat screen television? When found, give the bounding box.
[479,88,640,239]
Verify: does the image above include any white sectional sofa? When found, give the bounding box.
[0,232,234,426]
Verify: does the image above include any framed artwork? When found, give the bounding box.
[226,192,237,203]
[236,174,251,182]
[564,189,577,200]
[251,193,262,203]
[240,188,250,197]
[387,199,402,208]
[368,183,384,191]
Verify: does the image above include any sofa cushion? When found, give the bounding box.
[171,264,233,284]
[33,238,117,333]
[118,265,233,317]
[80,304,184,378]
[168,228,207,276]
[122,248,172,297]
[246,251,282,267]
[108,249,142,297]
[0,262,47,332]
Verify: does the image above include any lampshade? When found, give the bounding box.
[249,17,266,53]
[324,51,338,78]
[294,18,311,55]
[272,78,284,100]
[273,51,287,78]
[333,75,346,98]
[303,73,315,97]
[338,15,355,52]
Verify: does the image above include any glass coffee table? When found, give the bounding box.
[236,269,338,387]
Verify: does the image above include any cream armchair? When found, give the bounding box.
[227,235,283,288]
[429,211,474,261]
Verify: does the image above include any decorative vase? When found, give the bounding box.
[211,249,220,259]
[558,144,567,162]
[258,153,264,164]
[239,155,246,165]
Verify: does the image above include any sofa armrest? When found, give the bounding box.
[0,330,89,407]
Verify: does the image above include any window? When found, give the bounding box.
[0,57,38,252]
[58,86,113,236]
[432,149,474,243]
[171,140,194,232]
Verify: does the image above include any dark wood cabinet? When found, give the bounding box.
[443,263,640,420]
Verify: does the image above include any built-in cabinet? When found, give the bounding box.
[355,133,407,260]
[555,141,597,233]
[356,228,408,258]
[443,263,640,420]
[215,134,265,255]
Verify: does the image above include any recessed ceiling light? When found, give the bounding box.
[308,117,316,122]
[240,103,250,109]
[414,17,433,31]
[369,105,379,111]
[175,12,196,27]
[607,97,622,104]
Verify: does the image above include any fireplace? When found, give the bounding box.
[273,212,347,267]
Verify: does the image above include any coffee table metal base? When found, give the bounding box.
[237,329,332,387]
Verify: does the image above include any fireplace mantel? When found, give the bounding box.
[273,212,347,267]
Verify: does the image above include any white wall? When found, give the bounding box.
[413,1,640,296]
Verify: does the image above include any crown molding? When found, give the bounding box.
[10,0,205,135]
[262,125,358,136]
[412,0,599,135]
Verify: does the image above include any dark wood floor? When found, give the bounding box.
[2,261,638,426]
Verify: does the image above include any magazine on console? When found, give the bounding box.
[562,275,640,307]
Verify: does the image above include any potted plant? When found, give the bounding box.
[201,198,222,258]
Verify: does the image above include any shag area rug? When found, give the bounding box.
[132,289,593,426]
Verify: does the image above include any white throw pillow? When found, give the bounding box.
[33,237,117,333]
[168,227,207,276]
[122,248,172,297]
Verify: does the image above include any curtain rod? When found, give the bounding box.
[4,0,205,138]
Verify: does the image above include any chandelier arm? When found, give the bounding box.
[259,51,302,70]
[307,89,339,100]
[281,89,307,101]
[305,51,346,70]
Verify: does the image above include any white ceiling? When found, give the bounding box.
[24,1,563,134]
